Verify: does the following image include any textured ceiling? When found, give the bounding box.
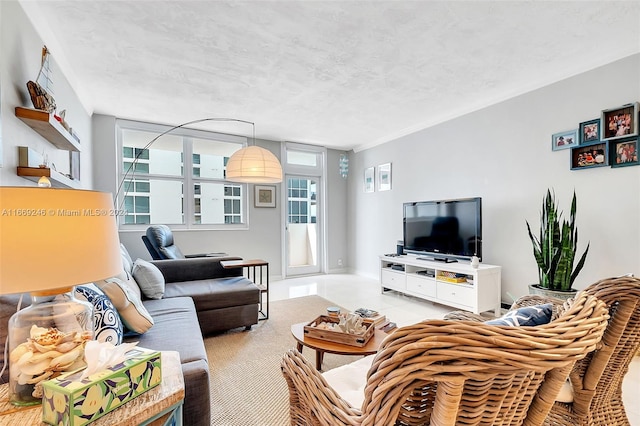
[21,1,640,151]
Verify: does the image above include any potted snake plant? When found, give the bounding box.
[526,189,589,300]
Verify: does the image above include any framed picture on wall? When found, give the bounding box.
[552,129,578,151]
[601,102,638,141]
[609,137,639,168]
[254,185,276,207]
[364,166,374,193]
[578,118,601,144]
[570,141,608,170]
[377,163,392,191]
[69,151,80,181]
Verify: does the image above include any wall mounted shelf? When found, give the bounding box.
[17,167,80,189]
[15,107,80,152]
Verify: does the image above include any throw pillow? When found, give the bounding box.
[120,244,135,275]
[485,303,553,327]
[95,270,154,334]
[132,259,165,300]
[75,284,123,345]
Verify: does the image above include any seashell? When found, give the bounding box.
[56,341,79,353]
[61,331,77,343]
[16,349,35,367]
[17,372,33,385]
[29,350,62,363]
[50,346,82,369]
[32,341,57,353]
[32,382,44,399]
[32,328,64,346]
[27,370,53,384]
[29,325,49,339]
[17,358,50,376]
[9,343,31,363]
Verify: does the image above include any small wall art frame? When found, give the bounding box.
[609,137,639,168]
[579,118,601,144]
[377,162,392,191]
[364,166,375,193]
[601,102,638,141]
[552,129,578,151]
[254,185,276,207]
[570,141,608,170]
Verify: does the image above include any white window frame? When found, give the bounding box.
[116,119,249,231]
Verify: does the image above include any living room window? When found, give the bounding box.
[117,120,248,229]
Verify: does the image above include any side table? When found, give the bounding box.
[0,351,184,426]
[221,259,269,320]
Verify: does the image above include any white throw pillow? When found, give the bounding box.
[322,354,376,409]
[132,259,165,300]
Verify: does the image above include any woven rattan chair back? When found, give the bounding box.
[282,292,608,426]
[545,276,640,426]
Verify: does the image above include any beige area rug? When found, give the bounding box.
[204,296,354,426]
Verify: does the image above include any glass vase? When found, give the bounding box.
[8,287,93,406]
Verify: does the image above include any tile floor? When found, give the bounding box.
[271,273,640,424]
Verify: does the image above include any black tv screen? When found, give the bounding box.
[403,197,482,261]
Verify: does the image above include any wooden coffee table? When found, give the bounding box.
[290,322,388,370]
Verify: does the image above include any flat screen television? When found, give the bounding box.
[403,197,482,262]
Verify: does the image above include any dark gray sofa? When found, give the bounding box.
[0,255,260,426]
[127,255,260,426]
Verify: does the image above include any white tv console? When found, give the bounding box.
[379,255,502,315]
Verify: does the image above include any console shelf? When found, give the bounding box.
[379,255,501,315]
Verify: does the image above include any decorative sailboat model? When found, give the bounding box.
[26,46,56,113]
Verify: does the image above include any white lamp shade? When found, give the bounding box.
[0,187,122,294]
[226,146,283,183]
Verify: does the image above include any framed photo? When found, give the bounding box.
[377,163,392,191]
[609,137,639,168]
[69,151,80,181]
[552,129,578,151]
[364,166,375,193]
[254,185,276,208]
[579,118,601,144]
[601,102,638,141]
[570,141,608,170]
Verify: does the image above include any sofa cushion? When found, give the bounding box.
[132,259,165,300]
[322,354,376,409]
[163,276,259,311]
[125,297,208,366]
[485,303,553,327]
[75,284,123,344]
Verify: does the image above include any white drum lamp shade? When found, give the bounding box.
[225,146,283,183]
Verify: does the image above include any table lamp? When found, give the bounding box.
[0,187,122,405]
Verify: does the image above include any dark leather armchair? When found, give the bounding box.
[143,225,226,260]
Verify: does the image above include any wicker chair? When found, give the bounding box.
[544,276,640,426]
[281,291,608,426]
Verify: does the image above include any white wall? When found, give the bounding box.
[349,54,640,304]
[0,1,91,187]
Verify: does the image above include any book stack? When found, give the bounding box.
[354,308,386,326]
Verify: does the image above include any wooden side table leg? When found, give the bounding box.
[297,342,303,353]
[315,350,324,370]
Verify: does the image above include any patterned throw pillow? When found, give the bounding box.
[485,303,553,326]
[75,285,123,344]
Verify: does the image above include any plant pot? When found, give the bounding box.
[528,284,578,301]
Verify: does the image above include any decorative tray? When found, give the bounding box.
[303,315,375,347]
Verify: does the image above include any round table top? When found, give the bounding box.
[290,322,388,356]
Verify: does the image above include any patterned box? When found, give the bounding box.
[42,347,161,426]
